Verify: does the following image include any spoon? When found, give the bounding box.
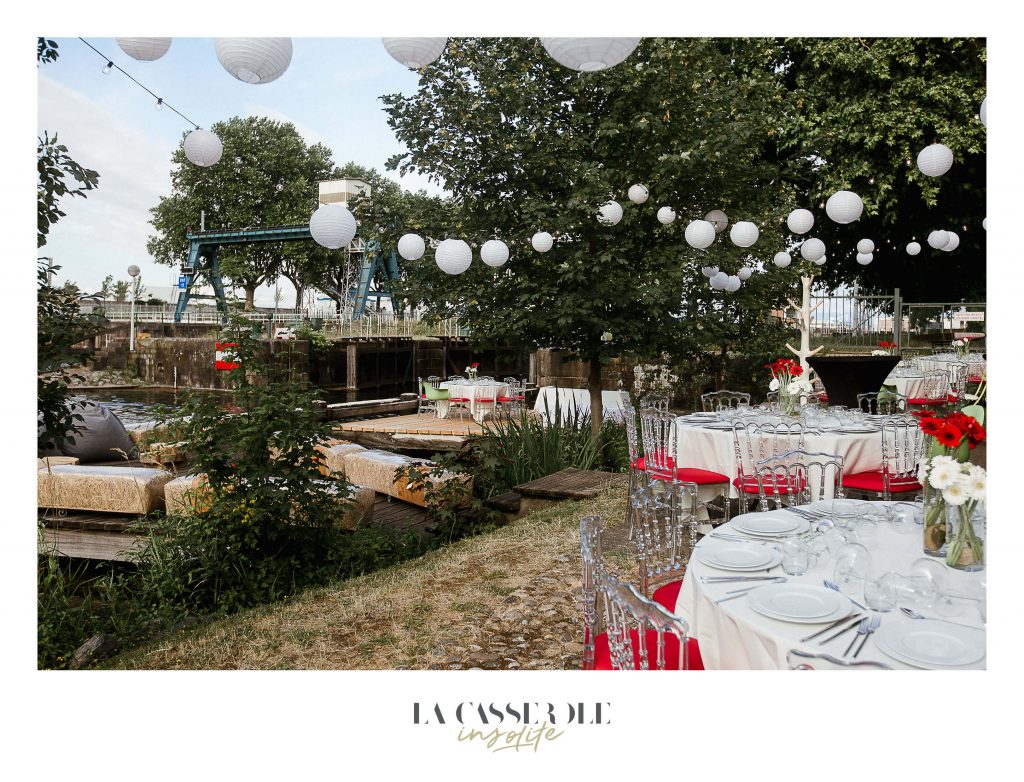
[899,607,982,630]
[823,579,873,612]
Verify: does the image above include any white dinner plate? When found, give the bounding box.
[874,621,986,669]
[837,427,880,434]
[731,513,804,536]
[697,543,779,571]
[748,584,853,623]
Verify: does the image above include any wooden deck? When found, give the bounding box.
[335,413,483,452]
[514,467,628,515]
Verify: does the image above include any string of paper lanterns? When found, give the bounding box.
[597,201,623,225]
[382,38,448,69]
[480,239,510,267]
[540,38,642,72]
[309,204,357,249]
[116,38,172,61]
[917,143,954,177]
[434,239,473,275]
[182,129,224,167]
[398,233,426,261]
[214,38,293,84]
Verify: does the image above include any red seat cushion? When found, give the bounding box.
[842,471,922,494]
[593,629,704,670]
[475,398,494,403]
[968,376,983,384]
[818,393,829,403]
[632,453,677,473]
[675,467,730,485]
[909,397,948,406]
[652,579,683,611]
[732,475,802,494]
[448,397,471,403]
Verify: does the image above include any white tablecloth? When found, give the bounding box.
[884,373,928,400]
[533,387,627,423]
[676,417,882,498]
[437,381,509,422]
[675,500,986,669]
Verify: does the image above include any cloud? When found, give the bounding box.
[37,74,177,291]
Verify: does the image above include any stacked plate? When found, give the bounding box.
[837,425,880,434]
[697,542,783,572]
[874,621,985,669]
[731,512,811,538]
[748,583,854,624]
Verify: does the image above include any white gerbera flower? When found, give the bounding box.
[965,471,987,502]
[931,455,956,468]
[787,380,802,394]
[769,378,780,392]
[918,462,929,483]
[871,350,887,356]
[942,482,968,506]
[929,462,959,490]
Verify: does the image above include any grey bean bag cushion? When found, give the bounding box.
[38,402,138,463]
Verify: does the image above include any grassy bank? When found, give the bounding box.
[108,485,632,670]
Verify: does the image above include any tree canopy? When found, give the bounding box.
[148,116,340,309]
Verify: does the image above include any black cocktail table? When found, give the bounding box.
[807,355,902,408]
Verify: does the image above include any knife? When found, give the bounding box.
[799,613,863,643]
[817,615,865,645]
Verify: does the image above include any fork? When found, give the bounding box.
[844,618,870,656]
[853,615,881,658]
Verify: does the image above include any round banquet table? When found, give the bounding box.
[675,500,986,670]
[883,372,928,400]
[676,416,883,500]
[437,380,509,422]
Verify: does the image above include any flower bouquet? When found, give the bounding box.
[466,361,480,381]
[951,337,971,358]
[913,408,986,559]
[919,457,986,570]
[871,340,896,356]
[766,358,813,415]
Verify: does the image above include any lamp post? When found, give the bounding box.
[128,264,140,351]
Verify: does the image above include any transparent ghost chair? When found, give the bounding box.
[753,449,845,509]
[842,418,925,500]
[701,390,752,412]
[632,480,700,612]
[732,419,806,513]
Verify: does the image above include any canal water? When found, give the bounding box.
[73,385,407,425]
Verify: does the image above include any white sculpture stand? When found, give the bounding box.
[784,274,824,394]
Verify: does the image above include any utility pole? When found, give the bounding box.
[128,265,141,351]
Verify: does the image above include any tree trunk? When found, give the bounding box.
[588,355,603,440]
[293,284,304,311]
[244,285,256,311]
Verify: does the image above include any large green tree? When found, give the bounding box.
[384,37,798,432]
[148,116,340,309]
[778,37,986,300]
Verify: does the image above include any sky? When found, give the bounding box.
[38,37,445,306]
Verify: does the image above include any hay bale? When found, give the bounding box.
[164,474,211,515]
[38,456,80,470]
[38,464,172,515]
[315,440,366,477]
[335,484,375,530]
[342,449,471,508]
[140,441,188,466]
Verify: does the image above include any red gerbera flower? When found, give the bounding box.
[918,417,943,437]
[935,425,964,448]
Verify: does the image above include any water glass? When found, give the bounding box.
[781,539,813,575]
[833,543,872,588]
[863,572,900,612]
[886,502,920,535]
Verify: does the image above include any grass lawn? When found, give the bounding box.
[108,485,633,670]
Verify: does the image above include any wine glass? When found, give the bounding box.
[833,543,872,588]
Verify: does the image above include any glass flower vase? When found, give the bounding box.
[922,483,947,557]
[778,389,799,417]
[946,503,985,571]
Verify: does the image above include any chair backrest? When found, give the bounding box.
[638,408,677,477]
[754,449,844,507]
[425,375,442,388]
[946,362,969,399]
[787,649,892,670]
[733,420,805,482]
[633,481,698,596]
[881,418,925,497]
[701,390,751,412]
[918,370,949,401]
[622,399,640,465]
[580,514,605,670]
[503,377,519,385]
[600,573,693,671]
[423,384,450,402]
[857,392,907,415]
[639,393,670,412]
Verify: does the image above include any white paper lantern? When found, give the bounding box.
[983,218,987,230]
[814,256,827,266]
[737,267,753,281]
[480,239,510,267]
[539,38,641,72]
[980,96,987,127]
[857,238,875,254]
[115,38,172,61]
[705,209,728,233]
[684,220,716,250]
[435,239,472,275]
[628,184,649,204]
[917,143,954,177]
[724,275,742,292]
[710,271,729,290]
[927,230,949,249]
[786,208,814,235]
[214,38,292,84]
[381,38,448,69]
[906,242,922,256]
[730,221,759,248]
[773,252,792,268]
[309,204,357,249]
[397,233,425,261]
[700,265,719,278]
[941,231,960,252]
[598,201,623,226]
[856,252,873,265]
[531,231,553,252]
[825,191,863,224]
[800,238,826,261]
[182,129,223,167]
[657,206,676,225]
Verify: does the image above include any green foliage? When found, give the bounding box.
[779,38,986,299]
[37,37,59,65]
[292,321,332,352]
[38,132,100,249]
[394,463,502,543]
[147,116,340,308]
[112,279,130,302]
